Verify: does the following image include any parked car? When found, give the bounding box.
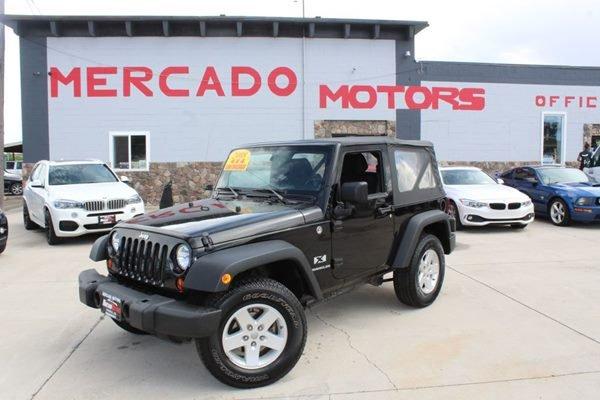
[501,165,600,226]
[78,137,456,388]
[4,170,23,195]
[0,208,7,254]
[23,160,144,244]
[5,160,22,176]
[441,166,534,229]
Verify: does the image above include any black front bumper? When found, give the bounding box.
[78,269,221,338]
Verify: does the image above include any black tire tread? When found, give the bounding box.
[197,277,306,389]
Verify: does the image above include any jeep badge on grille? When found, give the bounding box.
[138,232,149,240]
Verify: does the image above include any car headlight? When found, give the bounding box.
[175,244,192,272]
[127,194,143,204]
[522,200,533,207]
[460,199,487,208]
[575,197,595,206]
[53,199,84,209]
[110,231,121,252]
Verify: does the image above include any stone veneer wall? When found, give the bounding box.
[314,120,396,138]
[121,162,223,205]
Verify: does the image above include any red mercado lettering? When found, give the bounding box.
[319,84,485,110]
[49,65,300,98]
[535,95,597,108]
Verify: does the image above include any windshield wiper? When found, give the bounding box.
[215,186,240,199]
[247,188,290,205]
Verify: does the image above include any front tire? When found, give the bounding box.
[446,200,463,230]
[394,234,445,308]
[44,209,61,245]
[548,198,570,226]
[196,278,307,388]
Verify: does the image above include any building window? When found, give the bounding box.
[542,113,566,165]
[109,132,150,170]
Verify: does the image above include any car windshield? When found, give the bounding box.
[538,168,590,184]
[216,146,333,195]
[441,169,497,185]
[48,164,118,185]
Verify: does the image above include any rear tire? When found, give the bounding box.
[394,234,445,308]
[23,202,38,230]
[112,318,148,335]
[9,182,23,196]
[196,278,306,388]
[44,209,61,245]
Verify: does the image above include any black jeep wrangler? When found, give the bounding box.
[79,137,455,388]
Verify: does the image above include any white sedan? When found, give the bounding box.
[440,166,534,229]
[23,160,144,244]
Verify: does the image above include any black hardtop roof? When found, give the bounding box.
[241,137,434,148]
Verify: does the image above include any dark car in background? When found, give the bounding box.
[0,209,7,254]
[3,170,23,196]
[500,166,600,226]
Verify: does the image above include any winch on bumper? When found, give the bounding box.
[78,269,221,338]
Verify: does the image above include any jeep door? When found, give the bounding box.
[331,146,395,280]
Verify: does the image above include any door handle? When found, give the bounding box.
[377,205,393,216]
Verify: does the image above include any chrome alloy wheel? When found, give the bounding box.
[221,303,288,370]
[417,249,440,295]
[550,201,565,224]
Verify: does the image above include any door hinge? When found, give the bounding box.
[332,220,344,232]
[333,257,343,268]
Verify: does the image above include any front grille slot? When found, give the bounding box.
[107,199,127,210]
[115,233,172,286]
[508,202,521,210]
[85,200,105,212]
[489,203,506,210]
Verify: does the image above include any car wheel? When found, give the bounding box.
[548,198,570,226]
[23,202,38,230]
[196,278,307,388]
[0,242,5,254]
[44,209,61,245]
[510,224,527,229]
[9,182,23,196]
[394,234,445,308]
[112,318,148,335]
[446,200,463,230]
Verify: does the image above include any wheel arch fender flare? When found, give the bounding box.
[184,240,323,300]
[89,234,109,261]
[391,209,454,269]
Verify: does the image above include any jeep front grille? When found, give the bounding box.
[115,237,170,285]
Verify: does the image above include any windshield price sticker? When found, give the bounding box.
[224,149,251,171]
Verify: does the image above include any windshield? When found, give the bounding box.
[538,168,590,184]
[48,164,118,186]
[216,146,333,195]
[441,169,497,185]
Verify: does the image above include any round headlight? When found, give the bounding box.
[111,232,120,252]
[175,244,192,272]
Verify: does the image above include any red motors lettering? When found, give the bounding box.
[50,66,297,98]
[319,85,485,110]
[49,65,485,110]
[535,95,597,108]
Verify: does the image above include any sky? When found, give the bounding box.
[4,0,600,143]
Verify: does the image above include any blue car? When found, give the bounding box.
[500,166,600,226]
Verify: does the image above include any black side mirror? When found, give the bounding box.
[341,182,369,205]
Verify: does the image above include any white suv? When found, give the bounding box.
[23,160,145,244]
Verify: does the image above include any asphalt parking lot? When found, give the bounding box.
[1,206,600,400]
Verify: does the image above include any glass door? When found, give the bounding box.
[542,113,566,165]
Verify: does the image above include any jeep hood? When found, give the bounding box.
[122,198,322,245]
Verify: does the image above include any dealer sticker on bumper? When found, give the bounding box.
[101,292,123,321]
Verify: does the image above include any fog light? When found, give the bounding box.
[467,215,473,221]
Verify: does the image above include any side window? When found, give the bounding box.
[340,151,384,194]
[393,148,437,192]
[500,170,513,179]
[514,168,535,181]
[30,164,41,182]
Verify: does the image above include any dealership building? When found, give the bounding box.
[4,15,600,203]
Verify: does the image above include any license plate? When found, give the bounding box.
[101,292,123,321]
[98,214,116,225]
